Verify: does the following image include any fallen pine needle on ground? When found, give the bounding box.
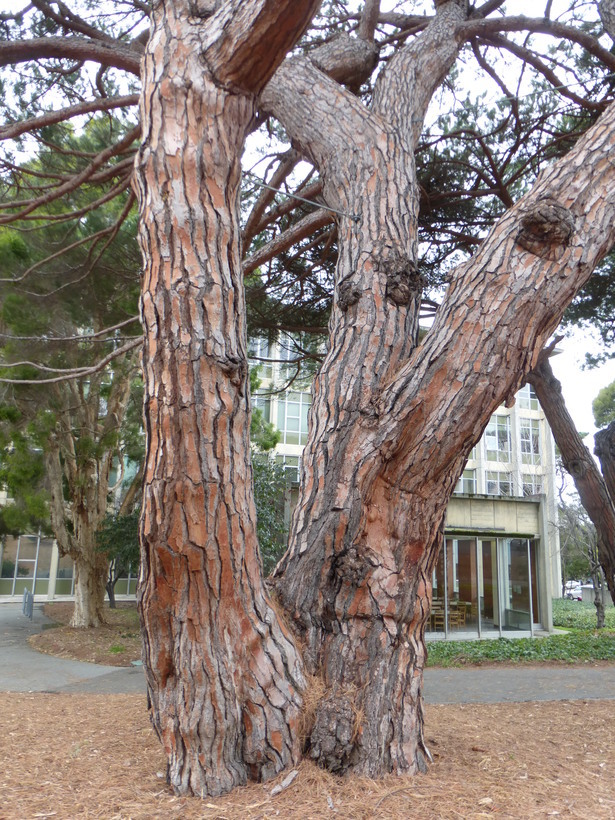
[0,694,613,819]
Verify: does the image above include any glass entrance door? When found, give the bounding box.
[479,539,499,634]
[500,538,535,632]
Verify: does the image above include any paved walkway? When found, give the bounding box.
[1,602,614,702]
[0,602,144,694]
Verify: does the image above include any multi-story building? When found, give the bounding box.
[1,337,562,635]
[250,338,562,639]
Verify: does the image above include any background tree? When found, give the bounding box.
[593,379,615,428]
[96,509,140,609]
[558,498,609,628]
[3,0,615,798]
[0,122,142,626]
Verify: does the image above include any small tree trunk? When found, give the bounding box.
[594,422,615,505]
[591,568,606,629]
[594,595,606,630]
[106,565,117,609]
[70,551,108,628]
[528,357,615,604]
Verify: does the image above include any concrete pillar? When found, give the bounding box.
[47,541,59,601]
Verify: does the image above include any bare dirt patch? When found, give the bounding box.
[28,602,141,667]
[0,694,613,819]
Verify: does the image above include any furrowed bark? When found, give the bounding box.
[527,357,615,604]
[274,86,615,774]
[134,0,319,798]
[266,1,468,776]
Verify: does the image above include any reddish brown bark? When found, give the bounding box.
[133,0,319,798]
[272,42,615,772]
[527,357,615,604]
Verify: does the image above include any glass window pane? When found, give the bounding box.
[502,538,531,630]
[36,538,54,579]
[480,539,499,631]
[1,537,19,577]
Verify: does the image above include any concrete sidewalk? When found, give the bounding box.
[423,663,615,704]
[1,602,614,702]
[0,602,145,695]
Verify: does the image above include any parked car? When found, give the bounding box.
[565,584,583,601]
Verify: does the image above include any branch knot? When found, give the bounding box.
[515,196,575,261]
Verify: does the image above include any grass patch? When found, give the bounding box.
[427,630,615,666]
[426,598,615,667]
[552,597,615,630]
[427,630,615,667]
[108,644,127,654]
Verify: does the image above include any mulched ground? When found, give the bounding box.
[0,694,613,819]
[28,602,142,667]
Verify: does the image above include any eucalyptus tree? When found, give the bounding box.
[3,0,615,798]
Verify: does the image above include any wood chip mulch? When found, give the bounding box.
[1,694,613,819]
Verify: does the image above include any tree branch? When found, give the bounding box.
[0,337,143,385]
[372,0,468,146]
[0,316,140,342]
[0,94,139,141]
[527,355,615,603]
[242,149,299,247]
[0,36,142,75]
[202,0,322,94]
[478,34,608,111]
[243,209,334,276]
[459,16,615,73]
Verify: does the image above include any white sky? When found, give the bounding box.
[550,328,615,450]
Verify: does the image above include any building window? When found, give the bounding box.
[518,383,539,411]
[485,415,511,462]
[486,470,513,496]
[277,335,301,380]
[276,454,300,484]
[248,337,273,379]
[522,474,543,496]
[277,391,311,445]
[454,468,476,495]
[520,418,541,465]
[251,391,272,423]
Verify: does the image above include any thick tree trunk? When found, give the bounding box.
[528,357,615,604]
[133,0,318,797]
[274,97,615,774]
[265,3,467,775]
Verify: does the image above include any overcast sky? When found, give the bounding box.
[550,328,615,450]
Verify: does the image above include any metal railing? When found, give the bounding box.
[22,588,34,620]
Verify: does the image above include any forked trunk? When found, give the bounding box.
[275,100,615,775]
